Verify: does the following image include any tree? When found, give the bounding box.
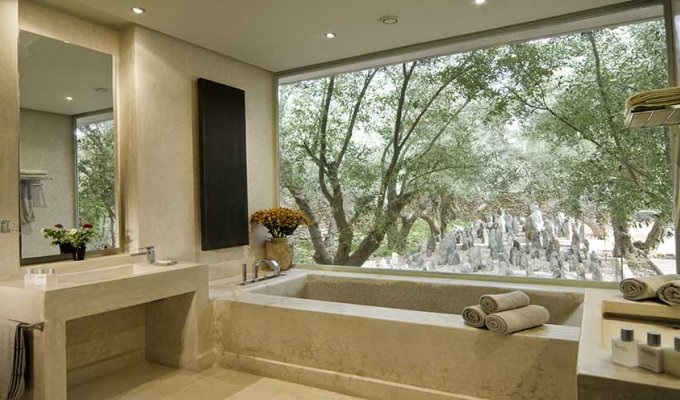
[495,21,670,257]
[281,19,672,266]
[77,120,116,249]
[282,51,496,265]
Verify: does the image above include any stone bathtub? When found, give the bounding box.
[212,270,584,400]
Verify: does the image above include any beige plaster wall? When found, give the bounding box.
[0,0,20,281]
[122,26,277,276]
[10,2,276,277]
[19,108,76,258]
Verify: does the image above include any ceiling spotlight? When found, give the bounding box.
[324,32,336,39]
[94,87,108,93]
[475,0,486,4]
[65,96,74,102]
[131,7,146,14]
[379,16,399,25]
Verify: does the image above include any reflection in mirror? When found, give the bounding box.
[19,31,116,261]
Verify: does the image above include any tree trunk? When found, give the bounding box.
[420,215,441,241]
[388,214,418,253]
[583,218,605,239]
[287,187,334,265]
[643,217,668,255]
[612,218,634,258]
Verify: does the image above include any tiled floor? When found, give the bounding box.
[68,363,363,400]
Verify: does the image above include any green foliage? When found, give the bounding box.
[76,119,116,250]
[280,19,672,264]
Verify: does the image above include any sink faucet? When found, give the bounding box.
[241,259,281,285]
[131,245,155,265]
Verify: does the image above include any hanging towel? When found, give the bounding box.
[485,305,550,335]
[19,182,35,225]
[657,281,680,306]
[462,305,488,328]
[619,274,680,301]
[479,290,530,314]
[0,320,26,400]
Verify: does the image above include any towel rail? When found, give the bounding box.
[9,319,45,331]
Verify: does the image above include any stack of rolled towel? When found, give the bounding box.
[619,274,680,306]
[462,290,550,335]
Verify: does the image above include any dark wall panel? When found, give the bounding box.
[197,78,249,250]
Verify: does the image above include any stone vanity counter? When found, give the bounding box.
[577,288,680,399]
[0,262,212,400]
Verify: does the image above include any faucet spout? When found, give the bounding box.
[131,245,155,265]
[255,259,281,278]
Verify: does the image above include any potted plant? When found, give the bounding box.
[68,224,95,261]
[250,207,310,270]
[41,224,74,255]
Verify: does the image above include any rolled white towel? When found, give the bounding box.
[479,290,530,314]
[462,305,487,328]
[619,274,680,300]
[485,305,550,335]
[657,281,680,306]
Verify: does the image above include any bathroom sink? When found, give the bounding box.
[57,264,152,284]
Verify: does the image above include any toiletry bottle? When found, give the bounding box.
[611,327,638,367]
[24,268,34,286]
[638,331,664,373]
[46,268,58,286]
[35,268,47,286]
[662,336,680,378]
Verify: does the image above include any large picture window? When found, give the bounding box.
[279,14,673,282]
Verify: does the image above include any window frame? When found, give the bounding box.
[274,0,678,286]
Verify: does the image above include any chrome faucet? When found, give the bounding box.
[241,259,282,285]
[131,245,155,265]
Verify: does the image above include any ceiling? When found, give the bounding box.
[34,0,630,72]
[19,31,113,115]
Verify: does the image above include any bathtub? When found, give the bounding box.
[212,270,584,400]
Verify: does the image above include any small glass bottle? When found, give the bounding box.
[662,336,680,378]
[638,332,664,373]
[23,268,34,286]
[611,327,638,367]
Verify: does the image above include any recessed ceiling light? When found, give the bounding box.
[474,0,486,4]
[94,87,108,94]
[65,96,74,102]
[131,7,146,14]
[379,16,399,25]
[324,32,336,39]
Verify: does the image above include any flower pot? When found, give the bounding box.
[265,237,293,270]
[73,247,86,261]
[59,243,74,255]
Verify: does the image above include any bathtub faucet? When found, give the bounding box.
[254,259,281,280]
[241,259,281,285]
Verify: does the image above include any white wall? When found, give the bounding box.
[19,108,76,258]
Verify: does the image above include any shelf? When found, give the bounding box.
[625,87,680,128]
[625,106,680,128]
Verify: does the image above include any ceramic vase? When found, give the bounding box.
[265,237,293,270]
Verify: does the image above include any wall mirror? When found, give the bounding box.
[18,30,117,263]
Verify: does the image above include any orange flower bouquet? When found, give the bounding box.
[250,207,310,238]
